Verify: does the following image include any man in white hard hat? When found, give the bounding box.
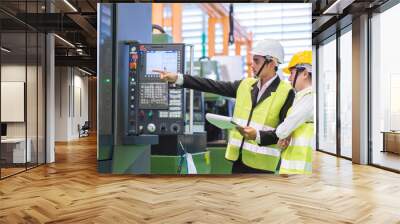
[154,39,295,173]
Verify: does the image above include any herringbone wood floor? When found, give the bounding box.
[1,135,400,224]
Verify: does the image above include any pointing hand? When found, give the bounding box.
[152,69,178,83]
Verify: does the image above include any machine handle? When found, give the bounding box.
[187,44,195,134]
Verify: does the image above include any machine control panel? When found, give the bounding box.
[127,43,185,135]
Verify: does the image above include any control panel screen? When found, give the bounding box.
[145,50,178,75]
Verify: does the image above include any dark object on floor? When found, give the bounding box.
[79,121,90,138]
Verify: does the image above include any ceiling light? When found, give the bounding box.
[323,0,341,14]
[322,0,354,15]
[54,34,75,48]
[1,47,11,53]
[63,0,78,12]
[78,67,93,76]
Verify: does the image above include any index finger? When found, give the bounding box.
[152,69,166,73]
[236,126,244,132]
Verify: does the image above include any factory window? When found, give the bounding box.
[339,28,352,159]
[370,2,400,171]
[180,3,312,72]
[317,36,337,155]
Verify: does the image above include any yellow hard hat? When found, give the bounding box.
[283,50,312,75]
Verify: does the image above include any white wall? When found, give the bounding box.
[45,8,55,164]
[1,64,26,81]
[71,72,89,138]
[1,63,46,164]
[55,66,69,141]
[1,82,25,122]
[1,65,26,128]
[1,65,33,138]
[55,67,89,141]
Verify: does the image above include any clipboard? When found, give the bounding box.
[230,120,244,129]
[206,113,242,130]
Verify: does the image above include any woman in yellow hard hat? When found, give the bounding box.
[262,50,314,174]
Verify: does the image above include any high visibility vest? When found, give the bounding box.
[226,78,292,172]
[279,90,314,174]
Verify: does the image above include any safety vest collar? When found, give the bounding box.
[253,75,281,108]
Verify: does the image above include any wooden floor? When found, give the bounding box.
[1,135,400,223]
[1,163,44,178]
[1,167,26,178]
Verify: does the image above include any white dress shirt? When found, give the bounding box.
[176,73,184,85]
[275,86,314,139]
[256,74,278,103]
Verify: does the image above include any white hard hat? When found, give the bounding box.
[251,39,284,64]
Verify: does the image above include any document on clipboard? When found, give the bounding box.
[205,113,243,130]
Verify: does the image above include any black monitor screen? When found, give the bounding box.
[1,123,7,136]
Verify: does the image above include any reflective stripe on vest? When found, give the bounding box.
[225,78,292,172]
[280,159,312,173]
[229,138,281,157]
[233,118,275,132]
[290,137,313,148]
